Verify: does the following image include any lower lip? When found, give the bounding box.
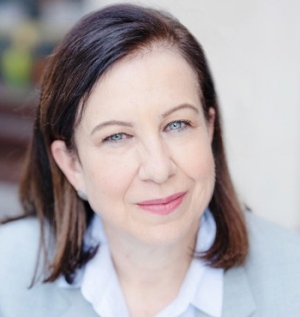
[137,193,186,215]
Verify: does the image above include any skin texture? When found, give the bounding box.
[51,47,216,316]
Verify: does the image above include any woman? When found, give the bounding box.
[1,4,300,317]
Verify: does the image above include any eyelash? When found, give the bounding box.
[103,133,131,143]
[102,120,192,143]
[164,120,191,131]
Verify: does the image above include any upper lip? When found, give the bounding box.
[137,192,186,205]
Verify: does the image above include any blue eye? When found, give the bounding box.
[166,120,189,131]
[104,133,126,142]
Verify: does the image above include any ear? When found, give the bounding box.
[207,107,215,143]
[51,140,85,191]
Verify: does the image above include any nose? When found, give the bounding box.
[138,137,176,184]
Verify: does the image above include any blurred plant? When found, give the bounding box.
[1,20,39,88]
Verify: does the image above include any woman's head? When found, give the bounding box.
[20,3,248,283]
[52,47,216,249]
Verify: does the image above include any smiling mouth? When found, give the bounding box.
[136,192,186,215]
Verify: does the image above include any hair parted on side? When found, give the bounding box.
[15,3,248,284]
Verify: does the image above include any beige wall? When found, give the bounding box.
[86,0,300,230]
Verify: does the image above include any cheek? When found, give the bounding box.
[191,150,215,182]
[174,137,215,182]
[81,151,137,208]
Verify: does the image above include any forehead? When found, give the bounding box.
[80,47,201,123]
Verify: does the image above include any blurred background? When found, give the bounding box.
[0,0,299,230]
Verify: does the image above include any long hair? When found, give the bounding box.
[17,3,248,283]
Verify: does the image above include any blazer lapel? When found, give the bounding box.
[195,266,256,317]
[59,288,98,317]
[222,265,256,317]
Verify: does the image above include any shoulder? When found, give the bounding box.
[243,212,300,314]
[245,211,300,261]
[0,216,40,240]
[0,218,99,317]
[0,217,40,274]
[0,217,40,263]
[0,218,77,317]
[0,217,40,290]
[223,212,300,316]
[0,218,41,316]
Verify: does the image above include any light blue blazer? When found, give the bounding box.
[1,212,300,317]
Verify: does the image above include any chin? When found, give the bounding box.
[132,218,199,248]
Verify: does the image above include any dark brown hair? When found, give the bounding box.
[16,3,248,284]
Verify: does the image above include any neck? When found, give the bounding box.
[103,222,199,317]
[105,222,198,281]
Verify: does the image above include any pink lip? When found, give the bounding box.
[137,192,186,215]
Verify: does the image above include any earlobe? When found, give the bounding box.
[51,140,84,190]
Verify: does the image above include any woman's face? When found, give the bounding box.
[57,48,215,247]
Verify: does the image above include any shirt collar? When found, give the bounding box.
[81,218,130,317]
[154,210,223,317]
[58,209,223,317]
[192,210,223,317]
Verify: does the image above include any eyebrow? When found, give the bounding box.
[90,103,199,136]
[161,104,199,118]
[90,120,133,136]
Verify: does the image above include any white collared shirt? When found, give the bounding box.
[58,210,223,317]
